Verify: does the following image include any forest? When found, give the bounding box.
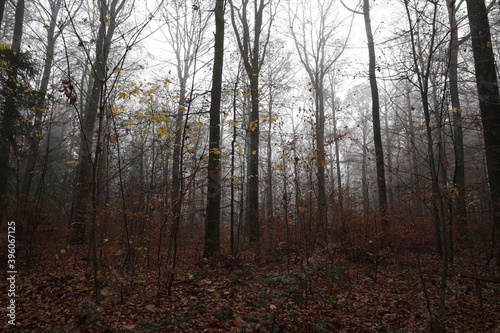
[0,0,499,331]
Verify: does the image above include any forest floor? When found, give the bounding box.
[2,240,499,332]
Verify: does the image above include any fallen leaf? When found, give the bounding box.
[122,324,136,330]
[234,316,244,326]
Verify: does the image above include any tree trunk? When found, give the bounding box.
[22,0,61,199]
[245,73,261,243]
[229,0,273,245]
[465,0,500,265]
[363,0,388,230]
[329,80,343,210]
[0,0,24,224]
[0,0,5,29]
[315,79,328,241]
[266,91,274,221]
[204,0,224,258]
[447,1,467,235]
[11,0,24,52]
[361,120,370,214]
[69,0,117,243]
[406,83,423,217]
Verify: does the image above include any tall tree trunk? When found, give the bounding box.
[69,0,118,243]
[0,0,24,224]
[363,0,388,230]
[384,103,393,208]
[404,1,449,313]
[266,90,274,221]
[406,83,423,217]
[246,73,260,243]
[204,0,224,258]
[22,0,61,200]
[315,80,328,241]
[329,81,343,209]
[361,120,370,214]
[229,0,274,244]
[11,0,24,52]
[447,0,467,234]
[465,0,500,265]
[0,0,6,29]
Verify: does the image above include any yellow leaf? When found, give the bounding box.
[96,270,103,280]
[157,127,169,137]
[270,304,277,310]
[113,67,123,73]
[110,107,118,115]
[43,24,50,29]
[146,304,156,312]
[275,164,283,171]
[102,16,109,23]
[123,324,136,330]
[251,150,257,155]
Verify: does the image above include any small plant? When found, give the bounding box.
[187,300,206,314]
[312,319,336,332]
[326,265,344,281]
[213,306,234,319]
[75,306,96,326]
[287,276,307,306]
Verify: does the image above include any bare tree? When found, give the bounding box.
[289,0,351,243]
[68,0,128,243]
[447,0,467,234]
[22,0,63,209]
[404,0,450,315]
[228,0,277,244]
[342,0,388,230]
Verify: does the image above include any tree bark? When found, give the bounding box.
[229,0,274,244]
[22,0,61,199]
[363,0,388,230]
[69,0,120,243]
[447,0,467,234]
[0,0,25,224]
[204,0,225,258]
[465,0,500,265]
[0,0,6,29]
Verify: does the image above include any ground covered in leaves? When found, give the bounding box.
[2,243,499,332]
